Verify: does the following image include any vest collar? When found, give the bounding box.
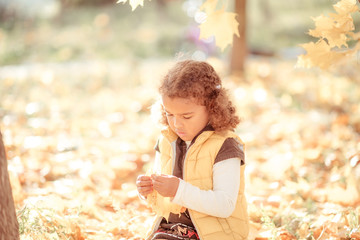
[160,127,179,142]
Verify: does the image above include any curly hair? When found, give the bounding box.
[156,60,240,132]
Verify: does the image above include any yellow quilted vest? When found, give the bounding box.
[146,127,249,240]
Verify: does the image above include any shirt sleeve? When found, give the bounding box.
[215,138,245,165]
[171,158,241,218]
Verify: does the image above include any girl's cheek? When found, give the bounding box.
[166,118,173,126]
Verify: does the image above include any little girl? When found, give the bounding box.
[136,60,249,240]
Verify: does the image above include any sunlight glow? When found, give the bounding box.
[24,136,43,149]
[234,87,247,101]
[194,11,207,24]
[182,0,203,17]
[253,88,267,102]
[25,102,41,115]
[191,50,206,61]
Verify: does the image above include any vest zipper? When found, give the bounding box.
[182,145,204,240]
[182,144,192,179]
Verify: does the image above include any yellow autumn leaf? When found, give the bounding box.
[326,31,348,48]
[329,12,355,32]
[199,9,239,51]
[309,15,333,38]
[296,40,347,69]
[145,169,184,220]
[297,0,359,69]
[333,0,359,15]
[146,191,184,220]
[117,0,147,11]
[351,31,360,40]
[309,14,353,48]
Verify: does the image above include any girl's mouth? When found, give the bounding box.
[176,131,186,137]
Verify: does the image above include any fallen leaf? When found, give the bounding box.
[277,228,297,240]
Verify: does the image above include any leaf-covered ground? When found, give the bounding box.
[0,58,360,240]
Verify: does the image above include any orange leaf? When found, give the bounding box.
[277,229,297,240]
[350,230,360,240]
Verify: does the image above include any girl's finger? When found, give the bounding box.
[152,174,166,183]
[152,180,159,187]
[139,186,152,193]
[138,175,152,181]
[136,180,152,187]
[152,181,162,191]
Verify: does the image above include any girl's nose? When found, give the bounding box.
[173,117,183,128]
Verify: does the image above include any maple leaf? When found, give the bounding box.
[297,0,359,69]
[333,0,359,14]
[117,0,147,11]
[308,13,355,48]
[308,15,347,48]
[329,12,356,32]
[351,31,360,40]
[309,15,333,37]
[297,40,347,69]
[199,9,239,51]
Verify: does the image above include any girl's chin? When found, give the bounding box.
[174,130,193,141]
[179,135,193,141]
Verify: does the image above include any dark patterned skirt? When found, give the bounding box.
[151,222,200,240]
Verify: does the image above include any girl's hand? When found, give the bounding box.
[136,175,153,198]
[151,174,180,198]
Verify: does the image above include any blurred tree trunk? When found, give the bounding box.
[0,130,19,240]
[230,0,247,78]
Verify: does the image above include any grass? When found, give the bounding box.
[348,209,360,232]
[259,208,279,240]
[17,205,71,240]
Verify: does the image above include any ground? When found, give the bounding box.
[0,1,360,239]
[0,57,359,240]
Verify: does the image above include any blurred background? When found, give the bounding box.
[2,0,359,65]
[1,0,360,239]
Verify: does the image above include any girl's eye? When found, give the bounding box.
[166,113,173,117]
[183,116,192,120]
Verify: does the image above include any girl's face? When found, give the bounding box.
[161,95,209,141]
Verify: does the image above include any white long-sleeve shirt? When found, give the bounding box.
[171,157,241,218]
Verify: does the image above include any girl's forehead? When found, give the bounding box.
[161,96,202,112]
